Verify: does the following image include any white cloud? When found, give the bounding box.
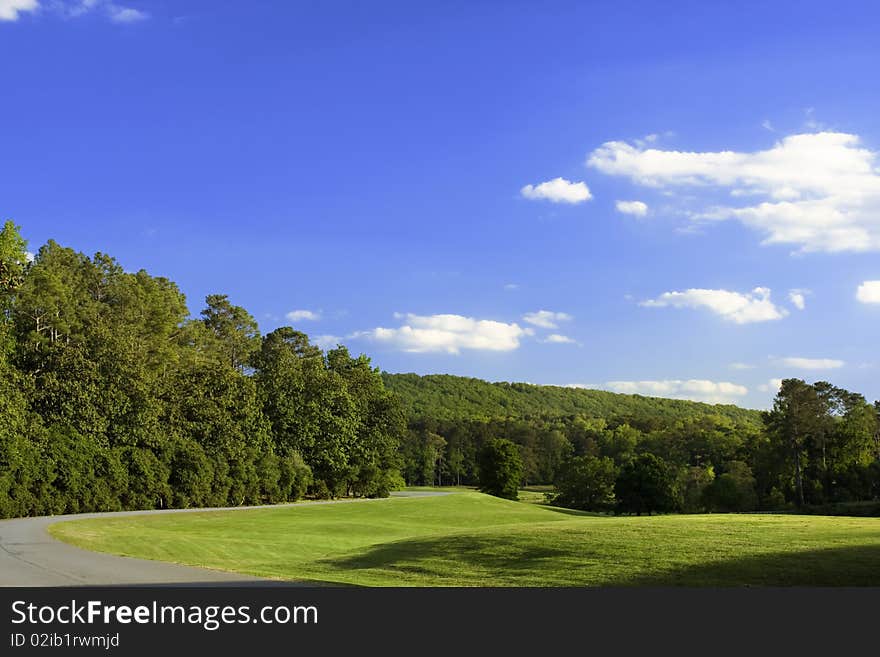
[286,309,321,322]
[779,357,845,370]
[640,287,788,324]
[761,119,775,132]
[729,362,755,370]
[522,310,572,329]
[503,283,519,291]
[788,289,808,310]
[356,313,529,354]
[312,335,342,350]
[587,131,880,253]
[56,1,148,22]
[542,334,577,345]
[856,280,880,304]
[588,379,749,404]
[0,0,38,21]
[521,177,592,204]
[107,4,147,22]
[758,378,784,394]
[24,251,35,263]
[615,200,649,217]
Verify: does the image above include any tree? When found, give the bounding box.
[676,465,715,513]
[615,453,677,515]
[552,455,616,511]
[478,438,522,500]
[0,220,29,323]
[200,294,260,371]
[763,379,823,507]
[702,461,758,512]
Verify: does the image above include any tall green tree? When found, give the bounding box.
[615,453,677,515]
[552,455,617,511]
[200,294,260,371]
[763,379,823,507]
[478,438,522,500]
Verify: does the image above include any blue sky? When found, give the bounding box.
[2,1,880,408]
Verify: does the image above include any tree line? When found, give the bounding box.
[0,222,404,518]
[3,222,879,519]
[394,377,880,514]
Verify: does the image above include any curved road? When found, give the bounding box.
[0,491,448,587]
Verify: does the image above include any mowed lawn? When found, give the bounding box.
[49,492,880,586]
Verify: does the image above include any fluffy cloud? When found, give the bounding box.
[640,287,788,324]
[312,335,342,350]
[107,5,147,22]
[729,362,755,370]
[286,309,321,322]
[788,289,808,310]
[758,378,784,394]
[0,0,38,21]
[357,313,529,354]
[542,334,577,345]
[522,310,572,329]
[521,177,592,204]
[587,132,880,253]
[856,280,880,304]
[573,379,748,404]
[615,200,648,217]
[779,357,845,370]
[57,1,148,22]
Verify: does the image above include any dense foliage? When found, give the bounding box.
[477,438,523,500]
[390,373,880,514]
[3,223,879,518]
[0,223,404,518]
[383,373,763,426]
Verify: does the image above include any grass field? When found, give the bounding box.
[50,492,880,586]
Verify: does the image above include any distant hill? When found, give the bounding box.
[382,373,763,427]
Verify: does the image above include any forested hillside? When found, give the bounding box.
[382,373,763,426]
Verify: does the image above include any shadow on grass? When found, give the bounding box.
[321,532,880,586]
[619,543,880,587]
[322,534,573,580]
[533,505,609,518]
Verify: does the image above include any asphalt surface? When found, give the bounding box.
[0,490,449,587]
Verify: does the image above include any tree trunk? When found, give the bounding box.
[794,450,805,507]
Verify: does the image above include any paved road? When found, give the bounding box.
[0,491,449,587]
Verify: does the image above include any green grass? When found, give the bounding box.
[49,492,880,586]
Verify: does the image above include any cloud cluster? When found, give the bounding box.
[357,313,529,354]
[570,379,748,404]
[522,310,572,329]
[588,132,880,253]
[1,0,150,22]
[640,287,788,324]
[521,177,592,204]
